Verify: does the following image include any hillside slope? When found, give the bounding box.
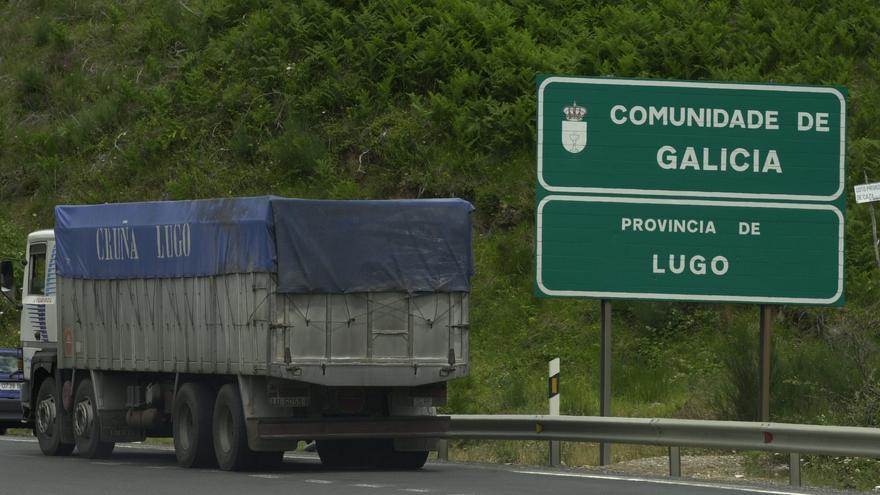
[2,0,880,488]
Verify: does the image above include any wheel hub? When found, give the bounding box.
[36,396,56,435]
[73,397,94,438]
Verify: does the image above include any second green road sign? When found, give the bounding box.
[535,77,846,305]
[537,196,843,304]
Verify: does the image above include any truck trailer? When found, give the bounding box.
[1,197,472,470]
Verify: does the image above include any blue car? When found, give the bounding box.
[0,348,24,435]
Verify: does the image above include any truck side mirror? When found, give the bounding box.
[0,260,16,302]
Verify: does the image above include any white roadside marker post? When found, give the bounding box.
[549,358,561,467]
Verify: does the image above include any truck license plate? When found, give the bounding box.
[268,396,309,408]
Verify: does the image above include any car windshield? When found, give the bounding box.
[0,355,17,374]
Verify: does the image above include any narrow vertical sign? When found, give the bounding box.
[548,358,560,467]
[548,358,560,408]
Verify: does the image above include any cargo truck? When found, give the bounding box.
[0,197,472,470]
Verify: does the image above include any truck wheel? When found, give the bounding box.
[35,377,75,456]
[73,378,115,458]
[173,383,216,468]
[212,383,257,471]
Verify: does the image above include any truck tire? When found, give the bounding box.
[173,383,216,468]
[72,378,115,458]
[35,377,75,456]
[212,383,257,471]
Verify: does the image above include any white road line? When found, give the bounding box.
[399,489,431,493]
[513,469,810,495]
[0,437,36,443]
[351,483,386,488]
[305,479,334,484]
[249,474,284,479]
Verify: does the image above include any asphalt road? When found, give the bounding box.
[0,436,855,495]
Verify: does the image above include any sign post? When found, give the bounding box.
[599,301,612,465]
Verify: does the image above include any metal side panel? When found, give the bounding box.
[370,293,409,359]
[452,292,469,365]
[142,278,161,370]
[274,294,327,361]
[60,276,467,384]
[412,293,449,360]
[268,291,469,386]
[226,273,244,375]
[329,294,368,361]
[58,274,272,376]
[249,272,271,374]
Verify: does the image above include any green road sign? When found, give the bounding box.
[536,195,843,305]
[535,76,847,306]
[538,77,846,201]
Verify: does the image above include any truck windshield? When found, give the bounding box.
[0,355,17,373]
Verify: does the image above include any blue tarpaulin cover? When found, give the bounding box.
[55,197,277,280]
[272,198,473,293]
[55,197,473,292]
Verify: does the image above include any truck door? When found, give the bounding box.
[20,241,58,346]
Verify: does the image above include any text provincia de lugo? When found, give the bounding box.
[608,104,832,173]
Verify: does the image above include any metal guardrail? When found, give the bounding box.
[439,415,880,487]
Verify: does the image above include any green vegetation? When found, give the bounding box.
[2,0,880,489]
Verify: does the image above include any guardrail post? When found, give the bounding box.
[668,446,681,478]
[549,358,561,467]
[599,300,612,466]
[789,453,800,487]
[437,440,449,461]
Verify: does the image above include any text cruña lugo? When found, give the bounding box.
[95,224,191,261]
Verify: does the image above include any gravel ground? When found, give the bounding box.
[604,454,755,480]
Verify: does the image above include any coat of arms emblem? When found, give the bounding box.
[562,102,587,153]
